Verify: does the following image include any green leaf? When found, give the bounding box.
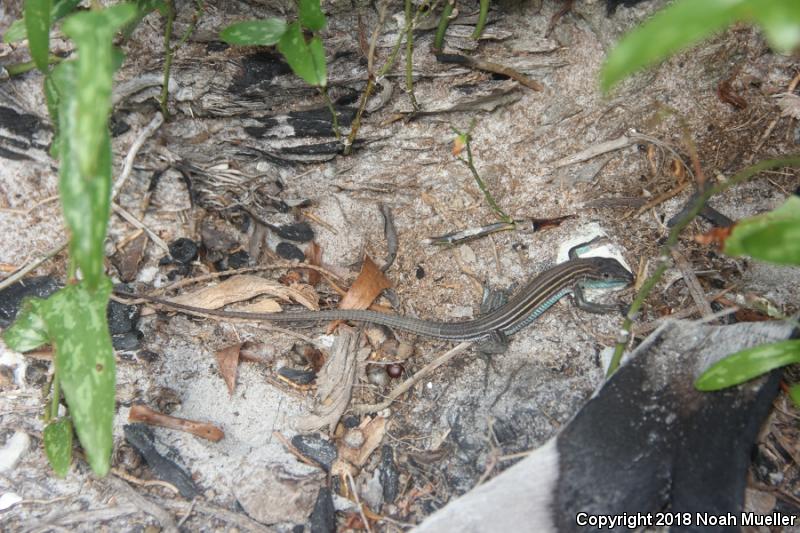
[4,0,83,43]
[749,0,800,52]
[298,0,326,32]
[724,196,800,265]
[277,22,326,87]
[52,0,82,19]
[601,0,800,92]
[789,383,800,408]
[219,19,288,46]
[695,339,800,391]
[44,74,61,157]
[25,0,52,72]
[60,4,137,179]
[3,20,27,43]
[2,300,50,352]
[52,60,112,288]
[40,279,116,476]
[43,418,73,477]
[601,0,743,92]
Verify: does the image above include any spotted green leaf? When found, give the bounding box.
[220,19,288,46]
[60,4,136,179]
[2,300,49,352]
[44,418,73,477]
[298,0,326,32]
[695,339,800,391]
[39,279,116,476]
[51,60,112,288]
[601,0,800,93]
[277,22,326,87]
[4,0,83,43]
[25,0,52,72]
[724,196,800,266]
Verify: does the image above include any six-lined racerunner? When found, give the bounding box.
[122,238,634,342]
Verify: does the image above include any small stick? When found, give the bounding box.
[113,112,164,200]
[671,249,714,319]
[0,239,68,291]
[111,203,170,252]
[128,404,224,442]
[435,53,543,92]
[352,342,471,414]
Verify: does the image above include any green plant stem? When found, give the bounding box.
[405,0,419,111]
[321,87,341,140]
[472,0,489,39]
[159,0,203,120]
[346,1,433,155]
[160,0,176,120]
[5,54,62,77]
[461,136,513,224]
[49,374,61,422]
[344,76,372,156]
[606,154,800,377]
[434,0,454,51]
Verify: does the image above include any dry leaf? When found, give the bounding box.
[215,344,241,395]
[327,255,392,334]
[129,404,225,441]
[694,226,734,247]
[452,134,466,156]
[303,242,323,286]
[231,299,282,313]
[776,93,800,119]
[169,274,318,311]
[111,232,148,282]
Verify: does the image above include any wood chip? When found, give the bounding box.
[129,404,225,442]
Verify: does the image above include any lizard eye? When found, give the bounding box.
[602,272,611,279]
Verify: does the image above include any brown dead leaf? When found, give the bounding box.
[215,344,241,395]
[303,242,323,286]
[168,274,319,311]
[776,93,800,120]
[670,158,686,182]
[129,404,224,441]
[452,135,466,156]
[327,255,392,334]
[231,299,282,313]
[694,226,734,247]
[111,233,148,282]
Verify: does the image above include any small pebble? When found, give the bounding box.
[276,242,305,261]
[291,434,337,471]
[227,250,250,269]
[168,238,199,264]
[0,432,30,473]
[365,326,388,348]
[396,341,414,360]
[387,364,403,379]
[367,365,389,387]
[343,428,365,449]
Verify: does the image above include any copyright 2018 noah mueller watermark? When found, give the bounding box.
[575,511,797,529]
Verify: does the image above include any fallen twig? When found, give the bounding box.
[352,341,471,414]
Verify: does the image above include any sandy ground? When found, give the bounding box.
[1,0,799,530]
